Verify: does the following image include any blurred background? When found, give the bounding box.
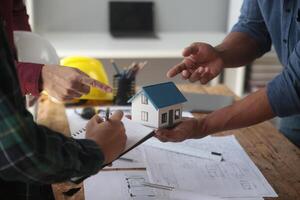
[24,0,281,98]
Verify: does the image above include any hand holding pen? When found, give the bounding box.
[70,110,126,184]
[85,110,127,165]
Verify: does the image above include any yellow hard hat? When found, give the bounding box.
[60,56,113,100]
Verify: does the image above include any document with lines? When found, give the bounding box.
[143,135,277,198]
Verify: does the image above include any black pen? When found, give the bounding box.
[119,157,135,162]
[211,151,222,156]
[105,107,110,121]
[110,59,121,75]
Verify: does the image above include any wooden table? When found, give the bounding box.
[37,84,300,200]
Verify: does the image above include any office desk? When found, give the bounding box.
[37,84,300,200]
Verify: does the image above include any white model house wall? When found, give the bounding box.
[158,104,182,128]
[131,94,158,128]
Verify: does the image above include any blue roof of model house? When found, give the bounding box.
[128,82,187,110]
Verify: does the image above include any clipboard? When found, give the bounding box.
[69,117,155,184]
[70,132,154,184]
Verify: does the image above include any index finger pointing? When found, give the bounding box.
[167,62,187,78]
[79,75,112,92]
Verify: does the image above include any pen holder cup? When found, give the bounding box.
[113,74,136,105]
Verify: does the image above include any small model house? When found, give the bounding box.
[128,82,187,128]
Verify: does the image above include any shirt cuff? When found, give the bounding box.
[74,139,105,176]
[231,24,271,56]
[16,62,44,96]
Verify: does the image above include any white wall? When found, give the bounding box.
[31,0,229,33]
[227,0,243,31]
[25,0,233,89]
[224,0,245,96]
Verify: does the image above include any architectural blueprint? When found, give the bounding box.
[143,136,277,198]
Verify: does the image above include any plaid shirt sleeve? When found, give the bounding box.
[0,95,105,184]
[0,20,104,184]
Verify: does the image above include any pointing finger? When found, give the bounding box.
[181,70,191,80]
[79,75,112,93]
[167,62,187,78]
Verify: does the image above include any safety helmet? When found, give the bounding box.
[14,31,60,65]
[61,56,113,100]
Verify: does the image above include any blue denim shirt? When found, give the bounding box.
[232,0,300,117]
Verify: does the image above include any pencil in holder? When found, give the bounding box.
[113,74,136,105]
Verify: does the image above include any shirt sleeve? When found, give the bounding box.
[0,92,105,184]
[16,62,43,96]
[12,0,31,31]
[12,0,44,96]
[267,41,300,117]
[231,0,272,56]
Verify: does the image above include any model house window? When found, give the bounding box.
[141,111,148,121]
[161,113,167,124]
[175,109,180,120]
[141,94,148,104]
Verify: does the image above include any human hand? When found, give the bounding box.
[155,117,207,142]
[41,65,112,101]
[167,42,224,84]
[85,110,127,165]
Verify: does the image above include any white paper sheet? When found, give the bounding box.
[84,171,228,200]
[143,135,277,198]
[223,198,264,200]
[85,171,156,200]
[84,171,261,200]
[145,137,223,162]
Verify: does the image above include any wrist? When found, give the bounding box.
[192,118,209,139]
[214,45,227,69]
[39,65,46,92]
[196,114,219,137]
[40,65,51,91]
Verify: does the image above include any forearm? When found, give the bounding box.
[215,32,262,68]
[199,88,275,136]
